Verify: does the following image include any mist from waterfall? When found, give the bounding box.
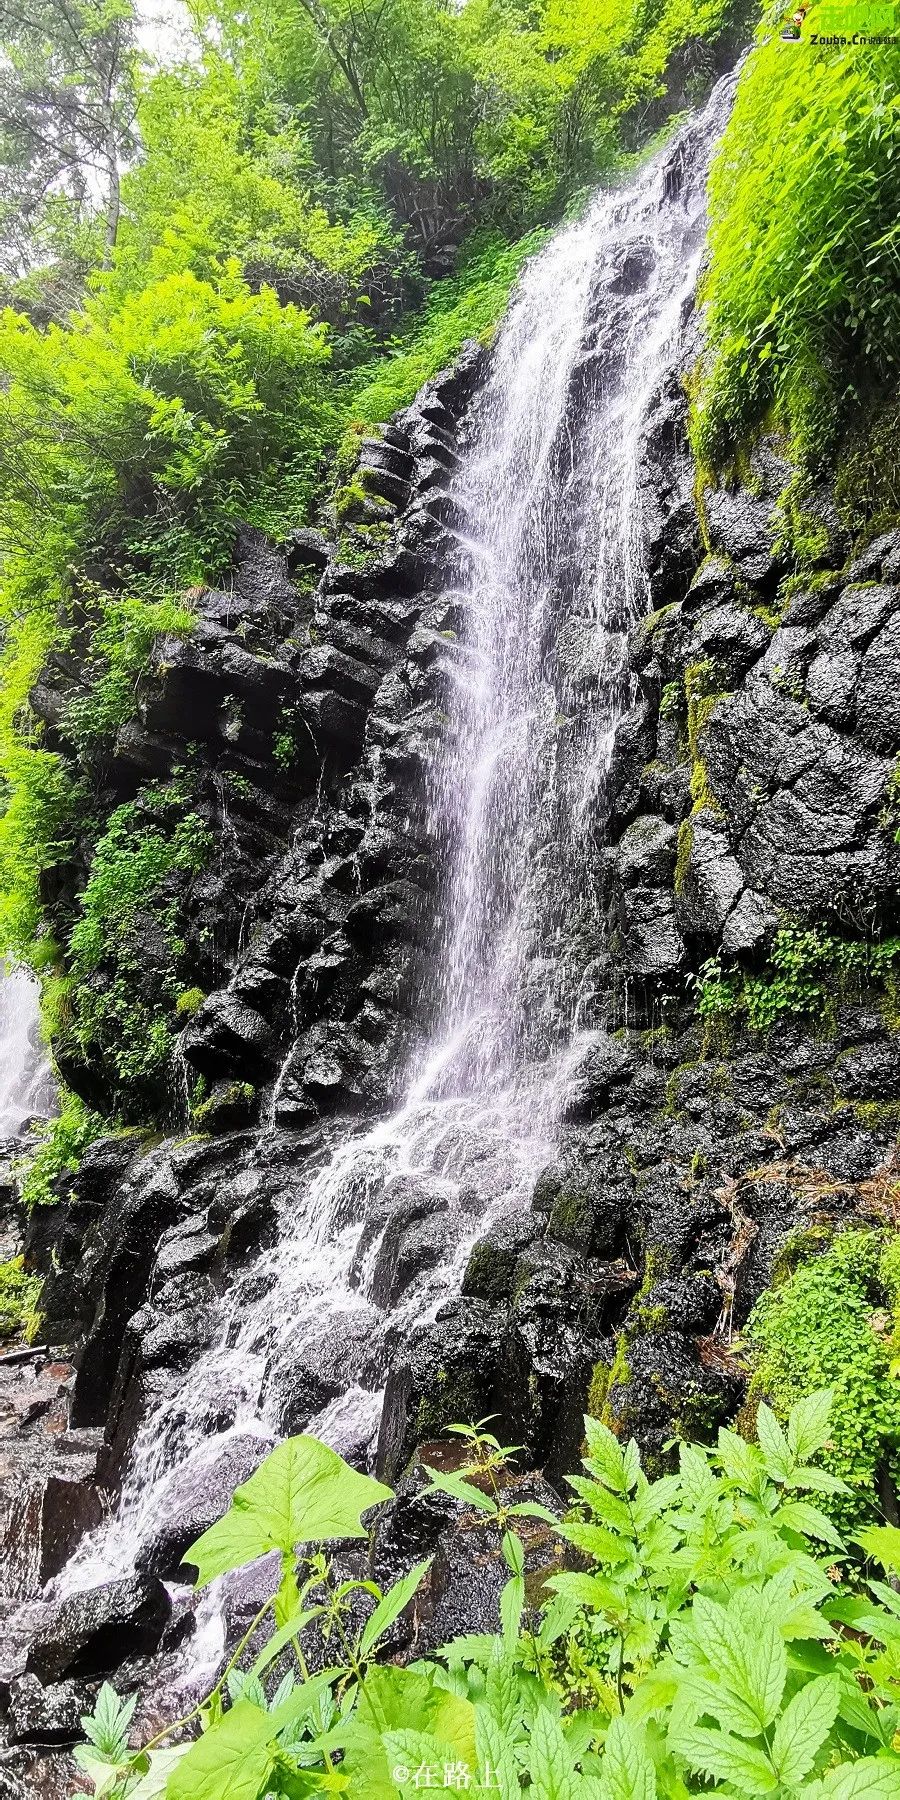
[56,70,736,1629]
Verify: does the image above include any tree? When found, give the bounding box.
[0,0,138,295]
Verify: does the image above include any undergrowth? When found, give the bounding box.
[696,924,900,1031]
[18,1091,107,1210]
[0,1255,42,1342]
[71,1398,900,1797]
[749,1230,900,1531]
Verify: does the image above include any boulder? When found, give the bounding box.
[26,1576,170,1681]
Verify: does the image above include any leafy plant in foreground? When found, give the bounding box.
[73,1396,900,1797]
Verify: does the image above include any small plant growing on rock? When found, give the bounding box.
[69,1394,900,1798]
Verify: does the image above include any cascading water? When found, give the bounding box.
[0,969,55,1137]
[56,69,736,1650]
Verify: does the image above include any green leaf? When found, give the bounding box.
[358,1560,431,1660]
[127,1746,191,1797]
[771,1676,840,1785]
[500,1574,525,1650]
[601,1713,656,1800]
[691,1596,786,1729]
[821,1756,900,1797]
[756,1403,792,1482]
[501,1530,525,1577]
[716,1427,762,1490]
[787,1389,834,1462]
[421,1468,498,1513]
[248,1609,323,1679]
[777,1499,845,1549]
[484,1643,519,1735]
[856,1525,900,1576]
[582,1417,630,1493]
[475,1706,521,1800]
[166,1701,277,1800]
[381,1726,471,1793]
[184,1435,392,1586]
[338,1665,477,1799]
[675,1671,764,1739]
[527,1705,579,1800]
[671,1724,778,1794]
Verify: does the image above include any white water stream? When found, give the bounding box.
[0,969,55,1138]
[55,74,736,1654]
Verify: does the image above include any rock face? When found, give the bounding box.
[5,305,900,1791]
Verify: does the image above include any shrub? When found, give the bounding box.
[696,15,900,470]
[62,789,212,1099]
[70,1395,900,1798]
[697,924,900,1030]
[18,1090,106,1209]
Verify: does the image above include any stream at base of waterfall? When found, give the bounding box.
[50,69,738,1684]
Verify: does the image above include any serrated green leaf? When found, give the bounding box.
[692,1596,786,1728]
[582,1417,630,1493]
[771,1676,840,1784]
[184,1435,392,1586]
[676,1670,764,1738]
[527,1704,579,1800]
[484,1643,519,1735]
[602,1712,656,1800]
[856,1524,900,1576]
[672,1724,778,1793]
[757,1403,793,1482]
[500,1574,524,1649]
[777,1499,845,1549]
[476,1706,521,1800]
[821,1755,900,1797]
[716,1427,763,1489]
[787,1389,834,1462]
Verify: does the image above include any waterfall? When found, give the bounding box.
[56,70,735,1620]
[0,969,55,1138]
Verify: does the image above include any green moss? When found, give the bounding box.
[749,1227,900,1529]
[587,1333,632,1430]
[0,1256,42,1342]
[674,818,693,897]
[849,1099,900,1133]
[175,986,205,1017]
[834,394,900,542]
[770,1222,836,1289]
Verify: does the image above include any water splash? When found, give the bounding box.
[57,73,735,1621]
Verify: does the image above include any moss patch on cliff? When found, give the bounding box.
[748,1227,900,1528]
[698,924,900,1033]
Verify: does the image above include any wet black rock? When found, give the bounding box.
[26,1577,170,1682]
[6,1674,96,1747]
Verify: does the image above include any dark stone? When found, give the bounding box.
[183,994,277,1080]
[855,612,900,753]
[462,1209,543,1301]
[26,1577,171,1681]
[7,1674,96,1747]
[377,1298,505,1484]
